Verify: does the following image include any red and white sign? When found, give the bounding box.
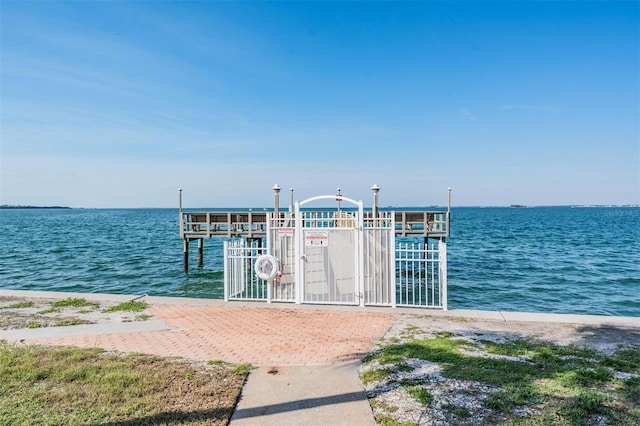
[305,231,329,247]
[278,228,294,237]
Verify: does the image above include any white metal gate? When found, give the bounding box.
[295,195,364,305]
[269,227,296,302]
[363,212,396,306]
[223,193,447,309]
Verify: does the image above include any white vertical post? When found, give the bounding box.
[266,212,272,303]
[357,200,365,307]
[223,240,229,301]
[179,188,184,239]
[371,184,380,220]
[391,213,397,308]
[289,188,294,213]
[439,239,448,310]
[273,184,281,220]
[446,187,452,237]
[294,200,302,304]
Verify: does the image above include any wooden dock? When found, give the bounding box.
[178,187,452,272]
[180,210,449,239]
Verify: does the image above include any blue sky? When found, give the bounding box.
[1,1,638,208]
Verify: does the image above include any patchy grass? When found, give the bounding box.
[1,301,35,310]
[403,384,433,405]
[134,313,153,321]
[233,363,252,376]
[38,298,100,314]
[0,342,246,425]
[362,335,640,425]
[102,301,148,313]
[51,297,100,309]
[361,367,394,385]
[26,321,42,329]
[53,318,91,327]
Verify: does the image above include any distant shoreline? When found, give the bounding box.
[0,205,71,209]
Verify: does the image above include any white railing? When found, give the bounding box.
[224,239,268,301]
[395,240,446,309]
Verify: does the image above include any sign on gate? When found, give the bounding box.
[305,231,329,246]
[278,229,294,237]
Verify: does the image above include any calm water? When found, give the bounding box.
[1,207,638,316]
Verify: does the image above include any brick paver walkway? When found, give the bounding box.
[26,305,396,366]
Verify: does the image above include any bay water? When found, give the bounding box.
[1,206,638,316]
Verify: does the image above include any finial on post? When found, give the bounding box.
[273,184,281,218]
[371,184,380,218]
[289,187,294,213]
[179,188,184,238]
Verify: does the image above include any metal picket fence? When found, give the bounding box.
[395,240,446,309]
[223,239,268,301]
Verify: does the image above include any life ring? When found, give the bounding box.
[254,254,279,280]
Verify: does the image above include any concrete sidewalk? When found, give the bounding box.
[2,289,639,426]
[230,365,376,426]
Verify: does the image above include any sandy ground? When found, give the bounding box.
[385,313,640,355]
[0,295,152,330]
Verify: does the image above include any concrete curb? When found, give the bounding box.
[0,318,170,341]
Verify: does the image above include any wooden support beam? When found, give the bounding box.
[198,238,204,268]
[183,238,189,272]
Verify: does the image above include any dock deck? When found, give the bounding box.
[180,210,449,239]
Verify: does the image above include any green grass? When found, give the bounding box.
[402,384,433,405]
[102,301,148,313]
[135,313,153,321]
[26,321,42,329]
[233,363,252,375]
[0,342,246,425]
[362,336,640,425]
[51,298,100,309]
[623,377,640,402]
[361,367,394,385]
[1,301,35,309]
[38,297,100,314]
[443,404,470,418]
[53,318,91,327]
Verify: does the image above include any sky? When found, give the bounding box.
[1,1,638,208]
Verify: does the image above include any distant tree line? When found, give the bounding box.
[0,205,70,209]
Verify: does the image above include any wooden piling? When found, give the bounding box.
[183,238,189,272]
[198,238,204,268]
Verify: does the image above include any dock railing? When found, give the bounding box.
[181,209,449,239]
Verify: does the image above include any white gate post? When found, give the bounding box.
[294,201,303,304]
[439,239,448,310]
[391,213,397,308]
[223,240,229,301]
[266,212,272,303]
[357,200,365,307]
